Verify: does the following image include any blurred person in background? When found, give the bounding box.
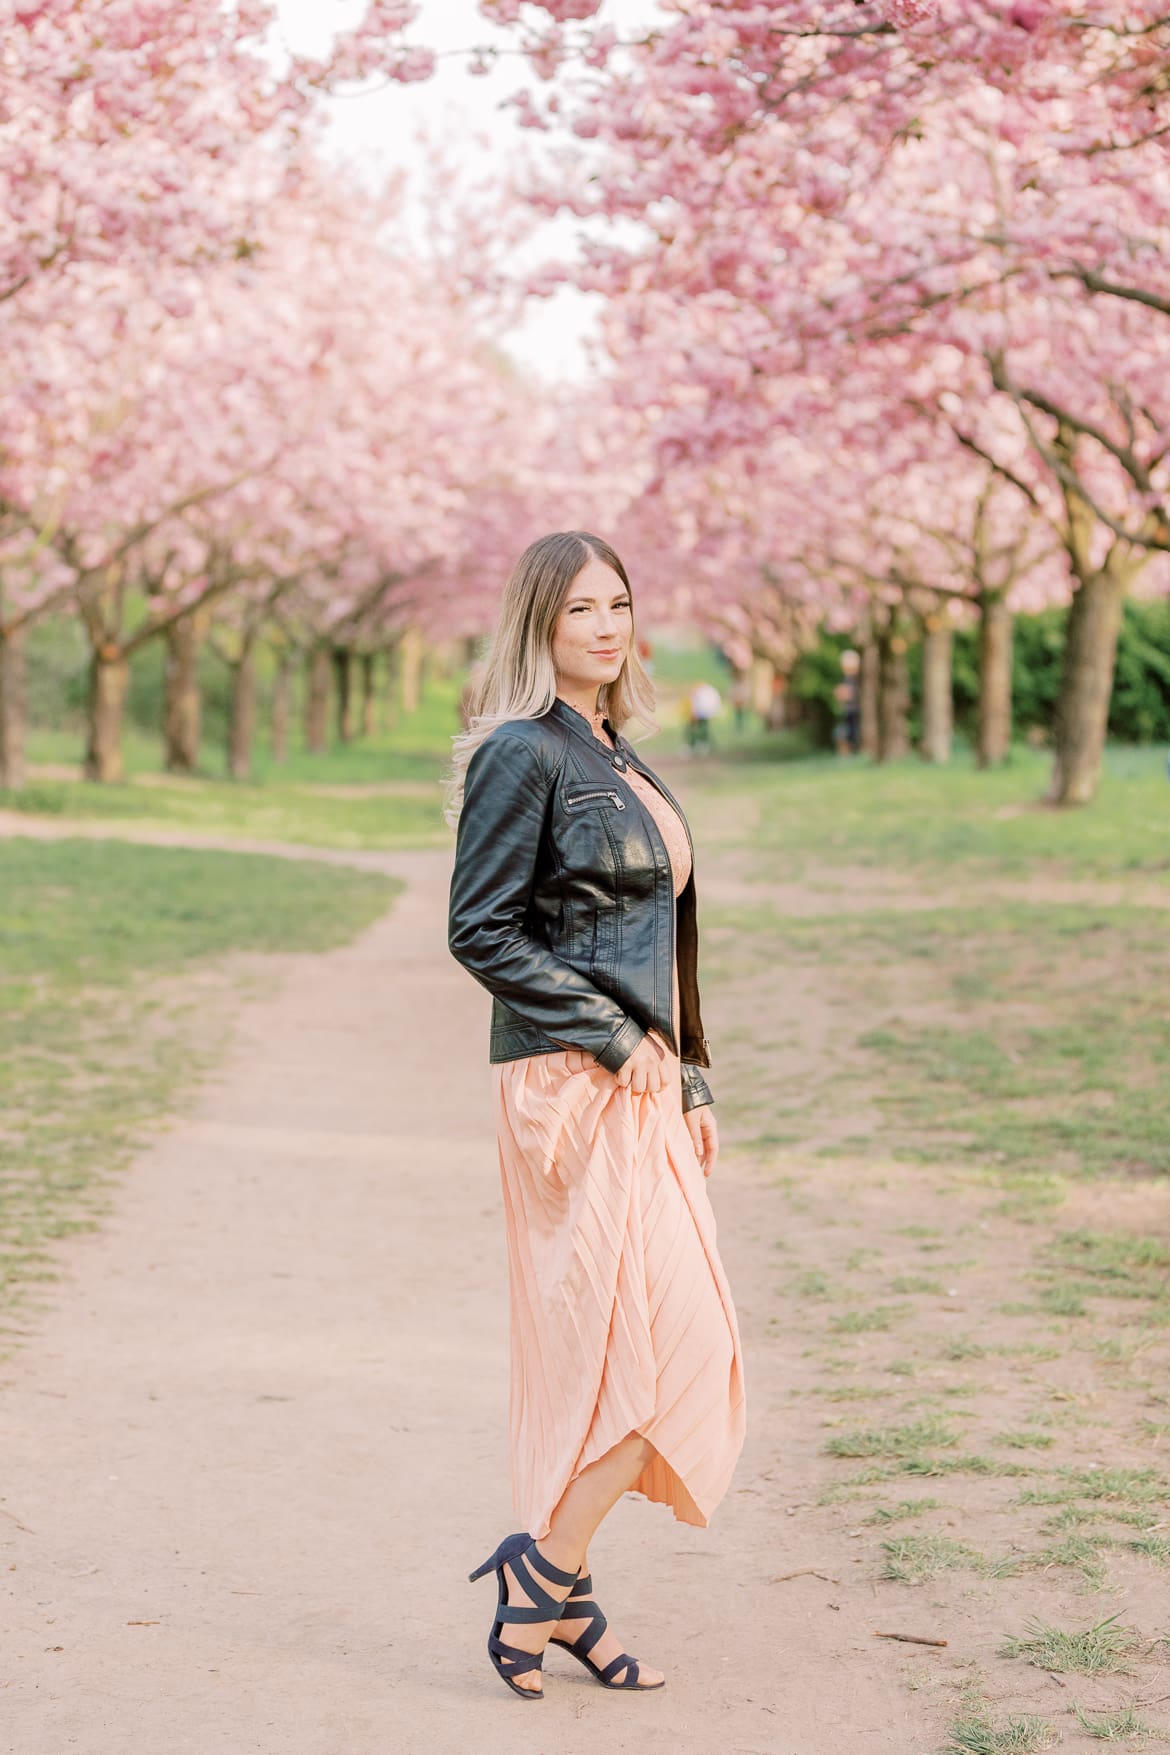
[686,679,722,753]
[833,649,861,756]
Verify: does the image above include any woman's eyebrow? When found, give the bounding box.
[568,594,631,604]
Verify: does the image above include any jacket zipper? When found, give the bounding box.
[566,788,626,810]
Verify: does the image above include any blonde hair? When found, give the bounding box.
[442,530,658,829]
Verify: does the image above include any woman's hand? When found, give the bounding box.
[614,1030,670,1096]
[684,1103,719,1178]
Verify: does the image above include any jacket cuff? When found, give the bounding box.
[596,1015,646,1073]
[680,1062,714,1113]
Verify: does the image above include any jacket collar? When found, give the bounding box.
[545,693,633,760]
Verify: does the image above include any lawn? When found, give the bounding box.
[7,667,470,847]
[687,740,1170,878]
[0,838,398,1330]
[672,741,1170,1185]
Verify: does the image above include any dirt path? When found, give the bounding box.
[3,822,1167,1753]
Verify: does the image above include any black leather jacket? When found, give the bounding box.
[447,695,714,1113]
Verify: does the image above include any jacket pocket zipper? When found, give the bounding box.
[565,788,626,811]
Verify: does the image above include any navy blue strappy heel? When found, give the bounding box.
[548,1568,664,1690]
[468,1531,579,1699]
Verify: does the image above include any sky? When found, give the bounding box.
[273,0,663,382]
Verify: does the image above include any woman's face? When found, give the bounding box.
[550,558,633,699]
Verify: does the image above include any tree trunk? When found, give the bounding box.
[84,647,129,782]
[1047,567,1127,806]
[333,646,354,742]
[765,670,788,731]
[859,638,879,757]
[876,616,910,762]
[920,614,953,764]
[163,611,203,774]
[400,623,424,715]
[749,655,775,719]
[305,644,331,754]
[0,623,28,791]
[977,592,1013,769]
[360,652,377,738]
[271,652,292,764]
[228,638,258,781]
[383,638,400,731]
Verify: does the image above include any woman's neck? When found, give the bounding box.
[556,691,613,744]
[556,686,603,722]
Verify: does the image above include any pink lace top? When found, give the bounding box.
[616,765,692,897]
[557,699,692,898]
[558,696,691,1050]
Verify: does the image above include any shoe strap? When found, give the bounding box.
[553,1589,608,1658]
[599,1651,639,1686]
[504,1542,577,1620]
[489,1630,545,1677]
[523,1540,579,1591]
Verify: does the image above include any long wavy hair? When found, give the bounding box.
[442,530,659,829]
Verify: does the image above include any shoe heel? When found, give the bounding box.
[468,1529,531,1584]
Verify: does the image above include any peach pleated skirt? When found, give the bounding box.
[491,1031,747,1542]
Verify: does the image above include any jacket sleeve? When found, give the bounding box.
[448,729,647,1074]
[680,1062,714,1114]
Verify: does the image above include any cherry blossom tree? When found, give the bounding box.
[475,0,1170,799]
[0,134,560,784]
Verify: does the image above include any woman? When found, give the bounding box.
[445,531,746,1700]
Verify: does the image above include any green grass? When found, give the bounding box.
[1018,1467,1167,1508]
[1021,1533,1114,1587]
[939,1712,1056,1754]
[998,1614,1140,1675]
[825,1416,959,1458]
[788,1268,836,1298]
[880,1532,1018,1583]
[1071,1703,1168,1742]
[830,1303,910,1332]
[1126,1534,1170,1563]
[864,1496,943,1523]
[880,1532,981,1583]
[683,738,1170,1181]
[1042,1231,1170,1297]
[0,839,398,1324]
[6,671,468,848]
[4,766,449,851]
[840,1453,1033,1486]
[686,741,1170,877]
[704,900,1170,1182]
[22,661,467,785]
[943,1339,989,1361]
